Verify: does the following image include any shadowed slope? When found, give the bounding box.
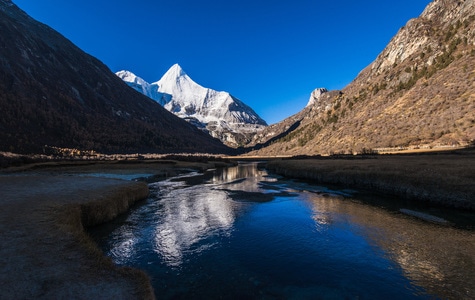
[0,0,230,154]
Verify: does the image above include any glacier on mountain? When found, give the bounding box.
[116,64,267,147]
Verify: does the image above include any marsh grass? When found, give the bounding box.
[56,182,155,298]
[267,149,475,210]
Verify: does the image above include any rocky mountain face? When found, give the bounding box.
[117,64,267,148]
[0,0,232,155]
[246,88,335,150]
[251,0,475,156]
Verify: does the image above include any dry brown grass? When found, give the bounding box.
[267,149,475,210]
[0,175,154,299]
[0,158,233,174]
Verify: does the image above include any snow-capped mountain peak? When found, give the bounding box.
[166,63,186,78]
[153,64,203,104]
[116,64,267,147]
[116,70,149,94]
[116,70,169,106]
[116,70,147,88]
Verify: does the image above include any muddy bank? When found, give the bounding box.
[267,152,475,210]
[0,175,154,299]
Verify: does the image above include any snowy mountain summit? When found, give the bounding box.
[117,64,267,147]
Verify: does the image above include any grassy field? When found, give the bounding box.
[266,148,475,210]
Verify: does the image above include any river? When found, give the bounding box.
[90,162,475,299]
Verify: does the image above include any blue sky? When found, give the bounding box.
[14,0,431,124]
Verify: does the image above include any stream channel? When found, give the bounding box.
[90,162,475,299]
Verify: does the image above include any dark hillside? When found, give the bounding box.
[0,0,230,154]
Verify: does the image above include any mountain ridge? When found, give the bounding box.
[249,0,475,156]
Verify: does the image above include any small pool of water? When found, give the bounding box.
[90,163,475,299]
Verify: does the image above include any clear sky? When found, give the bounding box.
[14,0,431,124]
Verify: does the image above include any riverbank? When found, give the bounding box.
[266,149,475,210]
[0,175,153,299]
[0,159,233,299]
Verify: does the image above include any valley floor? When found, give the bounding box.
[1,152,473,298]
[266,148,475,210]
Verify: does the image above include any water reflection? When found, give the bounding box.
[91,163,475,299]
[109,227,139,265]
[149,163,275,267]
[151,184,234,267]
[306,193,475,300]
[209,162,276,193]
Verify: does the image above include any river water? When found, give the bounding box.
[90,162,475,299]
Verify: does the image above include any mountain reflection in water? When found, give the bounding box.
[92,163,475,299]
[149,164,274,267]
[151,183,234,266]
